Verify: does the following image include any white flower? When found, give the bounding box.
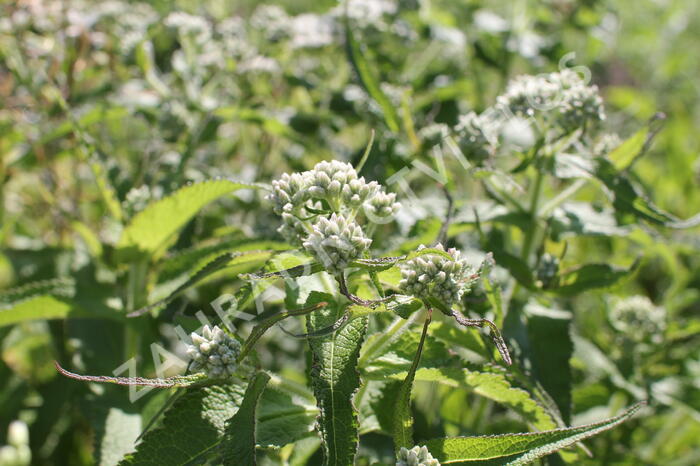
[164,12,211,45]
[251,5,290,40]
[497,74,560,116]
[238,55,280,74]
[267,160,400,227]
[302,213,371,273]
[334,0,397,29]
[186,325,241,378]
[399,244,474,306]
[7,422,28,449]
[610,296,666,341]
[363,190,400,222]
[290,14,334,48]
[496,70,605,127]
[397,445,440,466]
[557,82,605,128]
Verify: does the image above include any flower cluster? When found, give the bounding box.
[497,70,605,128]
[267,160,400,271]
[186,325,241,378]
[397,445,440,466]
[497,73,560,117]
[399,244,475,306]
[302,213,372,273]
[0,421,30,466]
[609,296,666,342]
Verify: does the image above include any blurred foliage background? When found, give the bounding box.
[0,0,699,464]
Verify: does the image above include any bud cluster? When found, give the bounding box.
[0,421,30,466]
[536,253,559,289]
[609,295,666,342]
[186,325,241,378]
[267,160,400,272]
[397,445,441,466]
[496,70,605,128]
[398,244,474,306]
[302,213,372,273]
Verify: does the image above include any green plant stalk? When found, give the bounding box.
[521,167,546,265]
[125,260,149,361]
[392,308,432,452]
[540,178,588,217]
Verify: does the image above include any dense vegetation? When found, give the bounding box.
[1,0,699,465]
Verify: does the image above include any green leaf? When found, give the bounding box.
[525,304,573,423]
[256,380,318,448]
[116,179,258,261]
[481,266,504,328]
[550,259,639,296]
[0,295,119,328]
[609,127,647,170]
[400,367,556,431]
[222,372,271,466]
[385,295,423,319]
[594,158,700,229]
[549,203,632,240]
[351,257,402,272]
[93,403,142,466]
[158,239,291,282]
[238,301,328,363]
[344,19,400,132]
[392,312,431,452]
[0,278,75,306]
[553,153,594,179]
[429,322,489,359]
[214,106,297,139]
[491,249,535,290]
[134,250,277,317]
[424,402,644,464]
[306,292,367,466]
[119,383,245,465]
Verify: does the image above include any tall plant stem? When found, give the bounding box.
[125,260,149,360]
[521,167,545,265]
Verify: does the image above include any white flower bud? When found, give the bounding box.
[397,445,440,466]
[7,422,28,448]
[398,244,473,306]
[187,325,241,378]
[302,213,371,273]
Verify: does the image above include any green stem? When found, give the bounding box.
[392,308,432,452]
[125,260,149,360]
[540,178,588,217]
[520,167,545,265]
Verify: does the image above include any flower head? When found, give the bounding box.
[186,325,241,378]
[302,213,371,273]
[609,295,665,342]
[399,244,474,306]
[495,70,605,128]
[266,160,401,245]
[397,445,440,466]
[496,74,560,117]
